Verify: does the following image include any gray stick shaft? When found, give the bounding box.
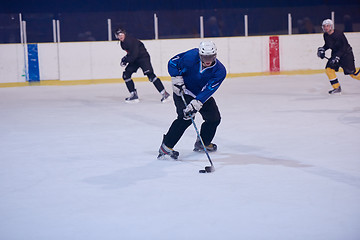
[180,93,214,167]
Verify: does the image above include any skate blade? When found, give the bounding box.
[193,148,216,153]
[193,148,202,152]
[157,154,178,161]
[205,166,215,172]
[125,99,140,103]
[161,97,172,103]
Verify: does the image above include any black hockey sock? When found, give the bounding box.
[152,78,165,93]
[200,120,220,146]
[125,79,136,93]
[330,78,340,89]
[163,118,192,148]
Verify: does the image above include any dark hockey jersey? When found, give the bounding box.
[323,29,352,58]
[120,35,150,63]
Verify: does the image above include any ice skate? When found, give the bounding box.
[161,91,171,103]
[158,142,179,160]
[125,90,139,103]
[193,138,217,152]
[328,86,341,95]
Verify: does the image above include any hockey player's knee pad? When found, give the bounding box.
[122,71,132,81]
[214,118,221,127]
[207,118,221,128]
[354,68,360,76]
[350,74,360,80]
[325,67,337,80]
[350,68,360,80]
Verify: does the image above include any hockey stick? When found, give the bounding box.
[180,93,215,173]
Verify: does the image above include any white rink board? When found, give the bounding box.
[0,44,26,83]
[37,43,59,80]
[0,33,359,83]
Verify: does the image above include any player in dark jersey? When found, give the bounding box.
[157,41,227,160]
[317,19,360,94]
[114,28,170,102]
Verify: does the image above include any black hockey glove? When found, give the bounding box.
[171,76,186,96]
[317,47,325,59]
[329,56,340,68]
[120,56,128,67]
[183,99,202,120]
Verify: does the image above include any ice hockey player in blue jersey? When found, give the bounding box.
[158,41,227,160]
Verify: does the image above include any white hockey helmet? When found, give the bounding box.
[322,19,334,32]
[199,41,217,64]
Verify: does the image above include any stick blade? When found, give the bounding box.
[205,166,215,173]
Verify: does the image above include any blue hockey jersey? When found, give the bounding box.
[168,48,227,103]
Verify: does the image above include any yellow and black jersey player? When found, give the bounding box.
[317,19,360,94]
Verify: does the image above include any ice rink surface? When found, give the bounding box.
[1,74,360,240]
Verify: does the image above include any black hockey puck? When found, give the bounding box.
[199,169,206,173]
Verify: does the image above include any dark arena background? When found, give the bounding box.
[1,0,359,43]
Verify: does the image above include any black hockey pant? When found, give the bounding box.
[163,94,221,148]
[122,57,165,93]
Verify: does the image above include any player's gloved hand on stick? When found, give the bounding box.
[120,56,128,67]
[171,76,186,96]
[183,99,203,120]
[317,47,325,59]
[329,56,340,68]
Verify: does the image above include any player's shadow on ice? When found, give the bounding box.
[215,153,312,168]
[180,151,312,169]
[82,160,173,189]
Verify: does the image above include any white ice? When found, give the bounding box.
[1,74,360,240]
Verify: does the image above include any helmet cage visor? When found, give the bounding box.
[321,19,333,32]
[322,24,332,32]
[200,53,217,64]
